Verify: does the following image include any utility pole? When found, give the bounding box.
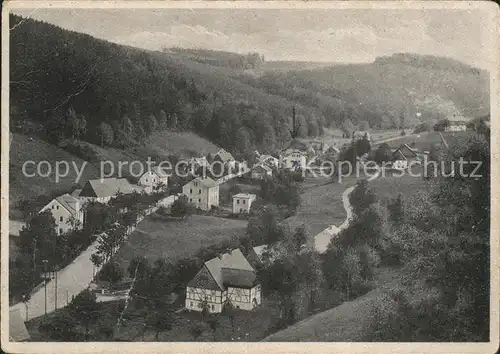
[42,259,48,315]
[54,266,58,311]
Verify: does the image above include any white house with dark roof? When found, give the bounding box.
[39,193,84,235]
[138,166,169,194]
[280,149,307,170]
[79,177,136,204]
[232,193,256,214]
[182,176,219,211]
[214,148,236,169]
[185,248,261,313]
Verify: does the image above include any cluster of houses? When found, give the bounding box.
[39,169,169,236]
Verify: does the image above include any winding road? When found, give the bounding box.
[9,195,178,321]
[314,171,380,253]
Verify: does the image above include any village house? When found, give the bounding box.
[39,193,84,235]
[259,155,279,168]
[187,156,209,172]
[251,163,273,180]
[181,176,219,211]
[391,143,421,170]
[185,248,261,313]
[79,177,136,205]
[281,149,307,170]
[214,148,236,170]
[138,166,169,194]
[445,120,467,132]
[232,193,256,214]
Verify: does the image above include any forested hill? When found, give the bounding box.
[235,53,490,130]
[9,14,324,155]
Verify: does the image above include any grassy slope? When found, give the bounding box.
[264,173,431,341]
[113,214,247,271]
[9,131,220,207]
[9,133,101,208]
[376,130,473,151]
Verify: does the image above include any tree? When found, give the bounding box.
[19,211,58,281]
[38,311,79,341]
[98,122,114,146]
[387,194,405,225]
[349,179,377,217]
[342,247,361,300]
[235,127,251,153]
[189,322,205,340]
[145,300,173,340]
[158,109,168,129]
[99,261,123,285]
[207,316,219,340]
[66,106,80,139]
[122,115,134,136]
[222,302,237,334]
[341,118,355,138]
[69,289,101,340]
[144,114,158,135]
[374,143,393,164]
[433,118,450,132]
[170,195,195,218]
[291,224,308,252]
[169,112,178,130]
[135,123,147,144]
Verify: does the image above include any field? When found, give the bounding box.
[281,175,361,237]
[369,171,432,207]
[113,214,247,270]
[378,130,473,151]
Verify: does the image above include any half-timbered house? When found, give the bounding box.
[185,249,261,313]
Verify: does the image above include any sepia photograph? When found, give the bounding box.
[1,1,498,353]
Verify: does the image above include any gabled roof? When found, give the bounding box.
[233,193,256,199]
[55,194,80,216]
[70,189,82,198]
[253,164,272,172]
[191,249,256,290]
[189,176,218,189]
[151,166,169,178]
[252,242,286,265]
[215,149,235,163]
[79,178,135,198]
[9,309,30,342]
[393,144,419,159]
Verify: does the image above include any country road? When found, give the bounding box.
[314,170,380,253]
[9,195,178,321]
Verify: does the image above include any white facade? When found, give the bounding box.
[185,287,226,313]
[232,193,256,214]
[39,196,84,236]
[445,124,467,132]
[281,150,307,170]
[182,178,219,211]
[138,169,168,194]
[227,285,262,310]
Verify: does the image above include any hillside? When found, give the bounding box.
[9,14,323,156]
[9,131,218,208]
[234,53,490,130]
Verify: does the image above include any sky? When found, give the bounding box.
[11,7,494,69]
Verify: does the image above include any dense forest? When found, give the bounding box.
[235,53,489,130]
[9,14,323,155]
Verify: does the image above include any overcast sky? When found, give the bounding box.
[11,8,493,69]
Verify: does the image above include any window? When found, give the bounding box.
[211,304,215,310]
[243,200,246,204]
[237,200,240,204]
[190,198,193,202]
[59,228,63,235]
[59,216,63,222]
[199,189,201,194]
[198,198,201,203]
[51,205,54,209]
[190,188,192,194]
[194,181,198,187]
[190,302,193,307]
[240,208,243,213]
[145,178,148,183]
[198,302,202,308]
[56,205,59,210]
